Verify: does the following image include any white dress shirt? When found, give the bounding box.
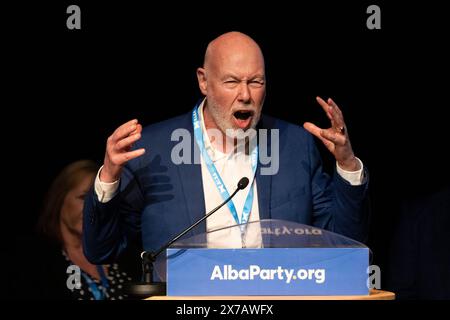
[94,101,364,248]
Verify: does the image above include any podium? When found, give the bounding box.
[149,220,387,298]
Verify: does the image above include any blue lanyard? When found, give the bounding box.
[192,102,258,232]
[81,266,110,300]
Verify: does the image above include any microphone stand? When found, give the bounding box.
[126,177,249,298]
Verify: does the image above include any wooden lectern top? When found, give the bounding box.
[147,289,395,300]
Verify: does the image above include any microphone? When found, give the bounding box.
[126,177,250,298]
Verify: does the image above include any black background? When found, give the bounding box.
[3,0,449,295]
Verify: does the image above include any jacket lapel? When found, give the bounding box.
[176,112,206,236]
[256,115,274,220]
[256,167,272,220]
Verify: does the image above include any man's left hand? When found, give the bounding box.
[303,96,361,172]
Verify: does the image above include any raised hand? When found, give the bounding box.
[303,96,360,171]
[100,119,146,182]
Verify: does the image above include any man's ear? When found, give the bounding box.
[197,67,208,95]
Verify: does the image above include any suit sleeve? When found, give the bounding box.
[83,164,144,264]
[307,133,370,243]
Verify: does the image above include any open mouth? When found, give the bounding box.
[233,110,254,120]
[232,110,255,129]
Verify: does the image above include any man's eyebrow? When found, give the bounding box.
[221,74,265,80]
[221,74,240,80]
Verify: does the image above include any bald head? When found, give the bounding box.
[204,32,265,71]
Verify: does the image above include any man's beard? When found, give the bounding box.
[206,97,262,139]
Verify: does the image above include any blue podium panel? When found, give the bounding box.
[167,248,369,296]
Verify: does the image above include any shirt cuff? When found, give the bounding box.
[94,166,120,203]
[336,157,364,186]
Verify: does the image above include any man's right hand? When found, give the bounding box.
[100,119,146,183]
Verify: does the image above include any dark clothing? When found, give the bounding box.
[387,187,450,299]
[9,234,141,300]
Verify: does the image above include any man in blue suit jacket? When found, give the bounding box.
[83,32,369,264]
